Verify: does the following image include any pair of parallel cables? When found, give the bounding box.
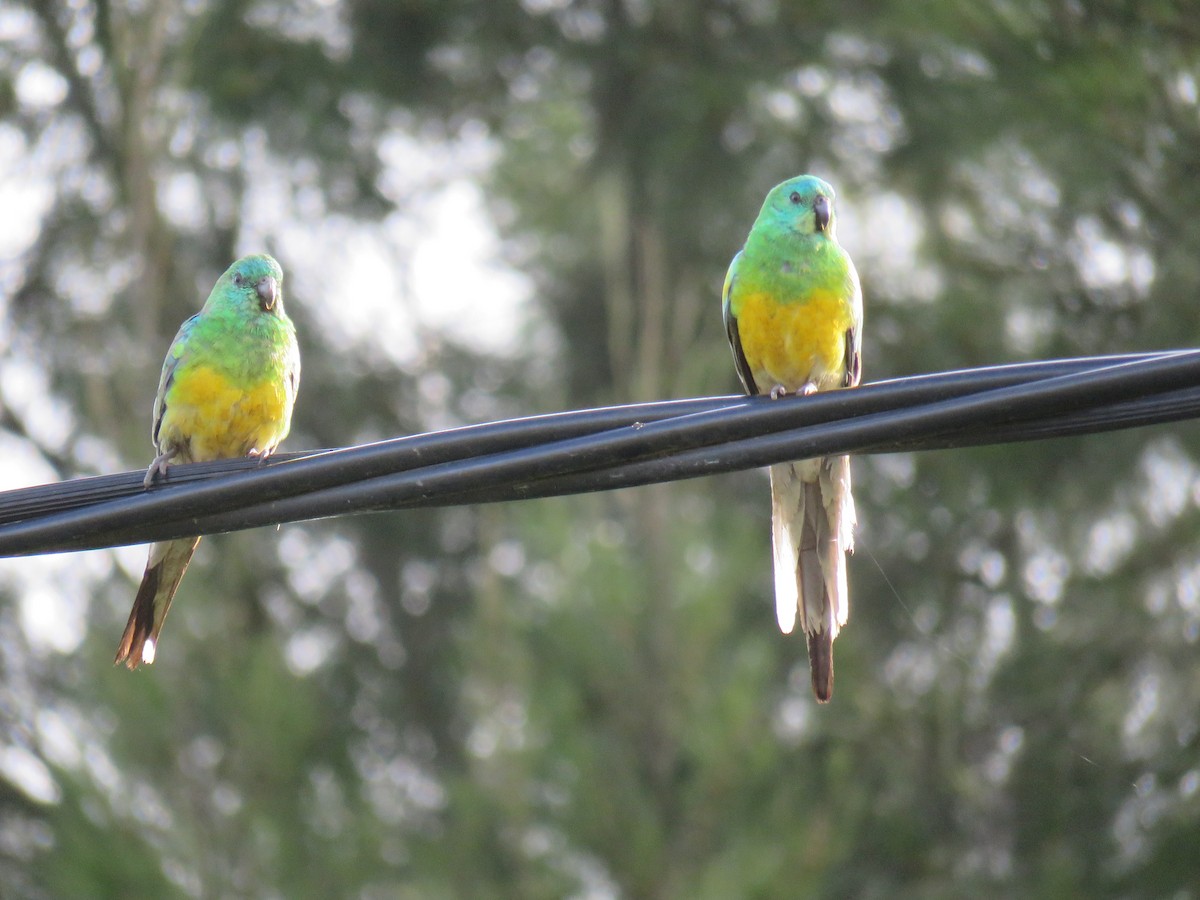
[0,351,1197,557]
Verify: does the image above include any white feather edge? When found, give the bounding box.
[769,464,801,634]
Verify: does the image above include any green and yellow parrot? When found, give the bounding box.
[722,175,862,702]
[115,253,301,669]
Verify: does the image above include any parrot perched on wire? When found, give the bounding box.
[114,253,301,669]
[722,175,863,702]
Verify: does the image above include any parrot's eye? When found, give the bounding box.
[789,191,803,205]
[233,273,244,286]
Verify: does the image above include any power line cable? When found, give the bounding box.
[0,351,1197,557]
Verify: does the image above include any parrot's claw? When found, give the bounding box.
[143,452,176,489]
[769,382,819,399]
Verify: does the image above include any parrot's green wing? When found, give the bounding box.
[722,252,759,395]
[151,314,200,451]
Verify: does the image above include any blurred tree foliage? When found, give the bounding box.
[1,0,1199,897]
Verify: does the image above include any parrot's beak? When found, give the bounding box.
[813,195,831,232]
[257,276,279,311]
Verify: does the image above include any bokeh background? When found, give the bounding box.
[2,2,1200,897]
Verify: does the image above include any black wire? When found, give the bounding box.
[0,396,729,526]
[0,351,1197,557]
[464,382,1200,504]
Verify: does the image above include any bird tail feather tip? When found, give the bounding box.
[114,537,201,669]
[807,629,833,703]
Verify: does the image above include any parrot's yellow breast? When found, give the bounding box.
[160,364,292,462]
[735,289,853,394]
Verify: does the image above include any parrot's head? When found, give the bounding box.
[219,253,286,316]
[761,174,838,240]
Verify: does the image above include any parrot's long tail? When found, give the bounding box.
[769,455,855,702]
[115,536,202,669]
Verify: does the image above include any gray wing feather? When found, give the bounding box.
[151,314,199,451]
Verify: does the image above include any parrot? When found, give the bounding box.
[114,253,301,669]
[722,175,863,703]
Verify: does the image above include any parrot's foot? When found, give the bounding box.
[247,447,275,466]
[768,382,819,400]
[143,451,177,489]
